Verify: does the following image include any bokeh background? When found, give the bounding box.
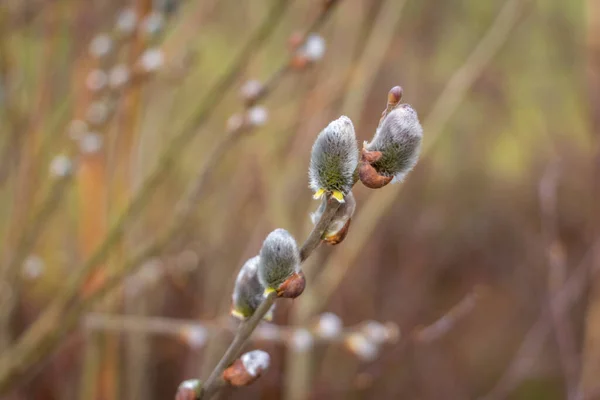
[0,0,598,399]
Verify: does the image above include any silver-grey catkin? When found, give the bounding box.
[308,116,359,198]
[257,229,301,291]
[364,105,423,183]
[232,256,272,319]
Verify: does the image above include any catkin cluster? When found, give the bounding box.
[231,86,423,320]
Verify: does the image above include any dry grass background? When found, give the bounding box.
[0,0,598,399]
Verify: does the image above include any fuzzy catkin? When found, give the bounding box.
[364,105,423,183]
[258,229,301,291]
[309,116,359,197]
[232,256,266,319]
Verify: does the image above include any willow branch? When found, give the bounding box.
[198,196,341,399]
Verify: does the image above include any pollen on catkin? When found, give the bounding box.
[231,256,275,320]
[257,229,302,297]
[309,116,358,202]
[363,104,423,184]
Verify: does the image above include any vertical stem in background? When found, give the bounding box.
[95,1,153,399]
[76,3,108,398]
[117,2,152,399]
[580,0,600,397]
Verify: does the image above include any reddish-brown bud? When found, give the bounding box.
[175,379,202,400]
[223,350,270,387]
[223,359,256,386]
[323,217,352,245]
[358,149,393,189]
[380,85,404,123]
[277,271,306,298]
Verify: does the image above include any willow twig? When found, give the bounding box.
[413,288,484,344]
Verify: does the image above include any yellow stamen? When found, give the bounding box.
[313,188,326,199]
[332,191,345,203]
[263,287,277,297]
[230,309,246,320]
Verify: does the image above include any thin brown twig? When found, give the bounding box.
[413,287,485,344]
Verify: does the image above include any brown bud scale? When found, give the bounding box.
[323,217,352,245]
[223,359,258,387]
[358,149,393,189]
[277,271,306,298]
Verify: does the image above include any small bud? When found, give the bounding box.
[276,271,305,299]
[181,325,208,349]
[290,34,326,70]
[223,350,270,387]
[246,106,268,127]
[89,34,113,58]
[79,132,104,154]
[257,229,303,298]
[381,86,403,122]
[231,256,275,321]
[176,379,202,400]
[302,34,326,62]
[85,69,108,92]
[108,64,130,89]
[115,8,138,35]
[139,48,164,73]
[309,116,358,203]
[311,191,356,244]
[344,333,379,362]
[22,255,45,280]
[49,155,73,178]
[240,79,264,104]
[315,312,343,338]
[361,103,422,188]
